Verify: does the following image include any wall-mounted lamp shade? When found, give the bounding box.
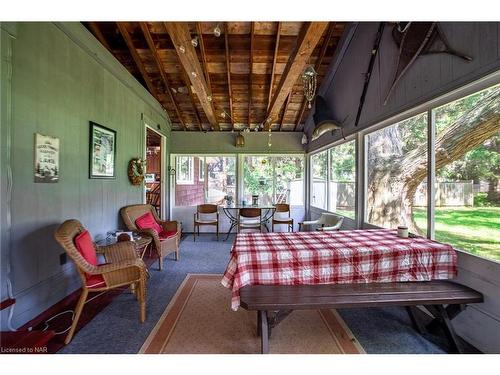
[311,95,342,141]
[235,132,245,147]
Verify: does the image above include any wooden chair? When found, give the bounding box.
[238,208,262,233]
[54,219,147,344]
[272,203,294,232]
[193,204,219,241]
[120,204,180,270]
[299,213,344,232]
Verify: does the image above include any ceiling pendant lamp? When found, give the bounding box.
[302,65,317,109]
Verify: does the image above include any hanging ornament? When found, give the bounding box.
[302,65,317,109]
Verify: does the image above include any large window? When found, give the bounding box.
[311,151,327,209]
[329,140,356,219]
[432,85,499,261]
[360,83,499,262]
[242,155,304,206]
[365,113,428,234]
[174,155,236,207]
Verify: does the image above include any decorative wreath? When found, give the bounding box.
[128,158,145,186]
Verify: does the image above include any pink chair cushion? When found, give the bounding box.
[159,230,177,240]
[74,230,106,288]
[135,212,163,234]
[74,230,98,265]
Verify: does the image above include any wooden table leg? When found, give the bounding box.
[257,310,261,337]
[259,310,269,354]
[406,306,426,335]
[436,305,463,354]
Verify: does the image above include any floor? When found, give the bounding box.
[60,234,451,354]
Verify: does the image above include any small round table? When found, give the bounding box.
[96,235,152,260]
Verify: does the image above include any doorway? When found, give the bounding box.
[145,127,165,218]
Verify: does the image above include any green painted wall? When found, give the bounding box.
[170,131,304,154]
[0,22,171,327]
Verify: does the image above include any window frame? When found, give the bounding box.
[175,156,194,185]
[240,153,306,207]
[309,136,358,218]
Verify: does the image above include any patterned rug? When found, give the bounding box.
[140,274,365,354]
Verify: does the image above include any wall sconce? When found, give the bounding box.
[235,132,245,148]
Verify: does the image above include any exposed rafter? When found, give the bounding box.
[249,22,255,127]
[164,22,219,130]
[225,23,235,130]
[294,22,336,131]
[180,69,203,131]
[116,23,158,97]
[264,22,329,131]
[279,93,292,131]
[88,22,112,51]
[140,22,187,131]
[267,22,281,111]
[196,22,212,95]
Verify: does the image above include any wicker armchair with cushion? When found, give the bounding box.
[54,219,147,344]
[120,204,180,270]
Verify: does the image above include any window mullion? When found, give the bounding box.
[427,109,436,239]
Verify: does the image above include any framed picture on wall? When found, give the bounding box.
[34,133,60,183]
[89,121,116,179]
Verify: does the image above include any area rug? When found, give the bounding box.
[139,274,365,354]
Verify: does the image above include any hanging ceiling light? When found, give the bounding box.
[214,24,221,38]
[302,65,317,109]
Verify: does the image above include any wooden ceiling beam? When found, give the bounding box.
[224,23,235,130]
[294,22,336,131]
[279,93,292,131]
[249,22,254,127]
[88,22,112,52]
[164,22,220,130]
[196,22,212,95]
[264,22,329,131]
[140,22,187,131]
[116,23,158,97]
[267,22,281,112]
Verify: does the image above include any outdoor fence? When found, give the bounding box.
[414,181,474,207]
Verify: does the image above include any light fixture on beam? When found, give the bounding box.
[235,132,245,147]
[179,45,186,54]
[214,24,221,38]
[191,36,198,48]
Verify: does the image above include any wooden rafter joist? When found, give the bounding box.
[279,93,292,131]
[225,23,235,130]
[294,22,336,131]
[196,22,212,95]
[139,22,187,131]
[88,22,112,51]
[249,22,255,127]
[267,22,281,112]
[164,22,220,130]
[264,22,329,131]
[180,69,203,131]
[116,23,158,97]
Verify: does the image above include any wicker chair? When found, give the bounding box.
[54,219,147,345]
[120,204,180,270]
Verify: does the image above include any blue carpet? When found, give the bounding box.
[60,234,446,354]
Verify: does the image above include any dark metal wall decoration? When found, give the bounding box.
[354,22,386,127]
[384,22,472,105]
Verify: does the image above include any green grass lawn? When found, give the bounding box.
[413,207,500,262]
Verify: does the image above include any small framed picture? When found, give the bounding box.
[89,121,116,179]
[34,133,60,183]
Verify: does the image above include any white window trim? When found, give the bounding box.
[198,158,205,182]
[176,156,194,185]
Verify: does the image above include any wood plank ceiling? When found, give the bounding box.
[83,22,346,132]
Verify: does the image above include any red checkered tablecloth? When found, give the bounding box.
[221,229,457,310]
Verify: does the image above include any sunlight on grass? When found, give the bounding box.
[413,207,500,262]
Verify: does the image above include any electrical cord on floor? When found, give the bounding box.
[27,286,130,335]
